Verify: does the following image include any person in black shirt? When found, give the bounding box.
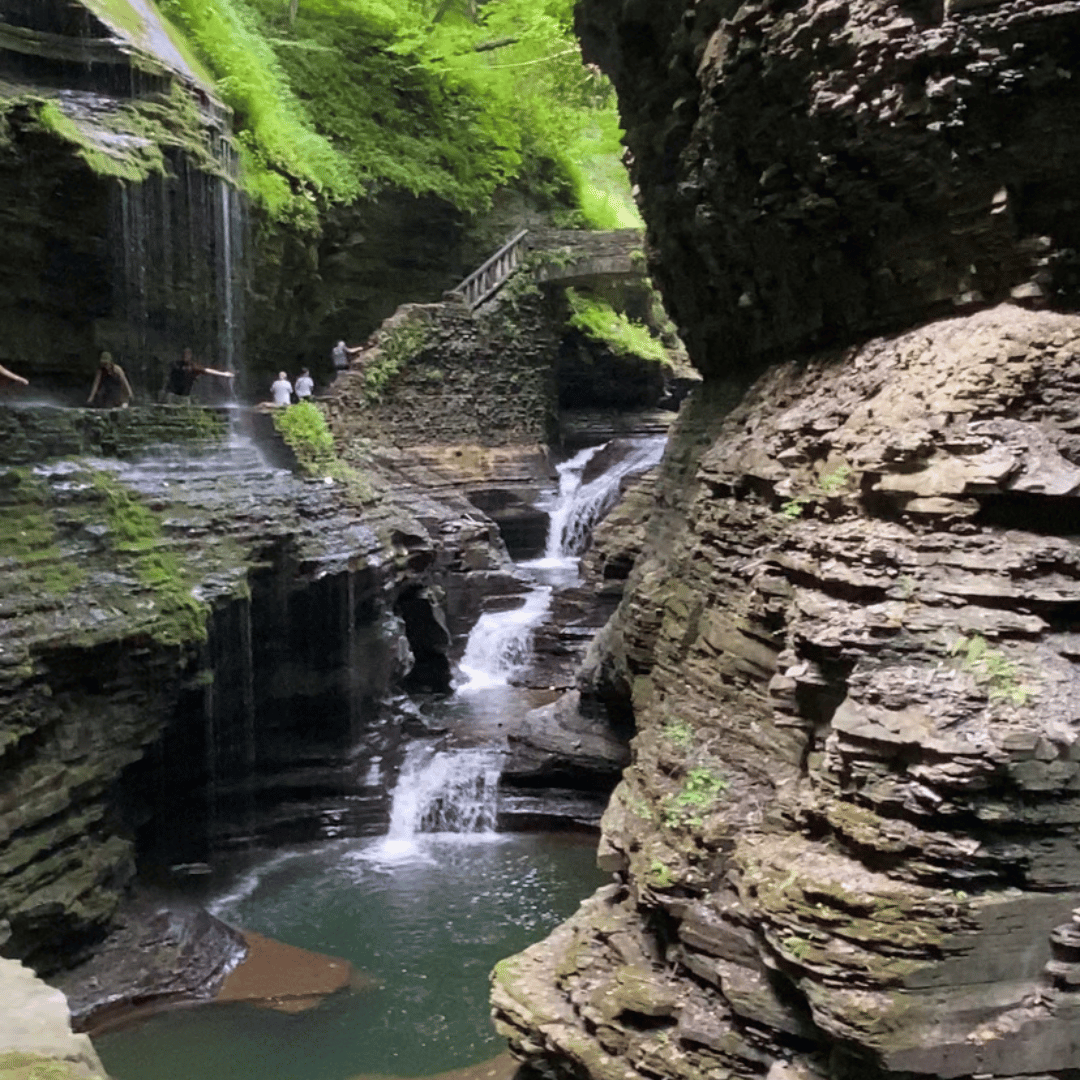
[164,349,235,402]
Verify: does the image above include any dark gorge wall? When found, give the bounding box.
[574,0,1080,375]
[492,1,1080,1079]
[0,0,245,399]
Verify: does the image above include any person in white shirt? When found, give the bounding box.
[270,371,293,407]
[294,368,314,400]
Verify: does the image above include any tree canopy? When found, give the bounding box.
[158,0,640,228]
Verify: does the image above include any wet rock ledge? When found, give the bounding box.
[0,403,513,979]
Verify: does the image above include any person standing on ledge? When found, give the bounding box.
[294,367,314,401]
[164,348,235,403]
[87,352,134,409]
[270,371,293,407]
[0,362,28,386]
[331,339,365,374]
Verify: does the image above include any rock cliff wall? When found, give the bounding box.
[492,0,1080,1078]
[0,405,512,975]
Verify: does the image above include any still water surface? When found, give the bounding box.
[97,833,604,1080]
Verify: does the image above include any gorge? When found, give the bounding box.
[7,1,1080,1080]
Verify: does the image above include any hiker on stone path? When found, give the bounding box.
[0,362,28,386]
[87,352,134,409]
[294,368,314,401]
[331,339,365,373]
[164,348,235,403]
[270,371,293,407]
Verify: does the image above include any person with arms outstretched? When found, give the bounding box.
[164,348,234,403]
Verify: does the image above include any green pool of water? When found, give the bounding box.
[96,833,604,1080]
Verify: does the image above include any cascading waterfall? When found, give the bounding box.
[381,434,668,853]
[380,743,503,853]
[109,122,246,399]
[546,436,667,559]
[456,586,553,690]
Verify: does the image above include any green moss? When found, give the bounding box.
[492,956,521,989]
[33,100,164,182]
[566,287,668,364]
[0,1050,97,1080]
[92,472,208,644]
[647,859,674,888]
[0,475,85,597]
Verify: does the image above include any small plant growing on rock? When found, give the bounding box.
[662,766,728,829]
[662,720,694,749]
[647,860,674,888]
[950,634,1030,705]
[778,463,852,520]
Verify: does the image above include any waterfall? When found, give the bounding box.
[545,436,667,559]
[456,586,552,690]
[380,743,503,854]
[108,124,246,401]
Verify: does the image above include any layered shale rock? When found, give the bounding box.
[575,0,1080,374]
[492,0,1080,1072]
[0,406,513,975]
[493,302,1080,1080]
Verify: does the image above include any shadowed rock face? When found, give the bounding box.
[494,303,1080,1080]
[491,0,1080,1078]
[576,0,1080,376]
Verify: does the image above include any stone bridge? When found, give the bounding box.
[449,228,644,310]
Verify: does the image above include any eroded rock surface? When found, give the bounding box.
[0,407,514,974]
[576,0,1080,374]
[493,305,1080,1079]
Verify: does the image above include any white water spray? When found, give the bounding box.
[456,586,552,690]
[379,743,503,854]
[545,436,666,559]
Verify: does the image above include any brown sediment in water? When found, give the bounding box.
[83,929,356,1036]
[215,930,353,1013]
[347,1051,525,1080]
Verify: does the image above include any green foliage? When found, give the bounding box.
[950,634,1031,705]
[662,720,694,750]
[662,766,728,829]
[272,400,336,469]
[566,288,668,364]
[158,0,357,224]
[158,0,635,224]
[365,321,430,403]
[272,402,377,502]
